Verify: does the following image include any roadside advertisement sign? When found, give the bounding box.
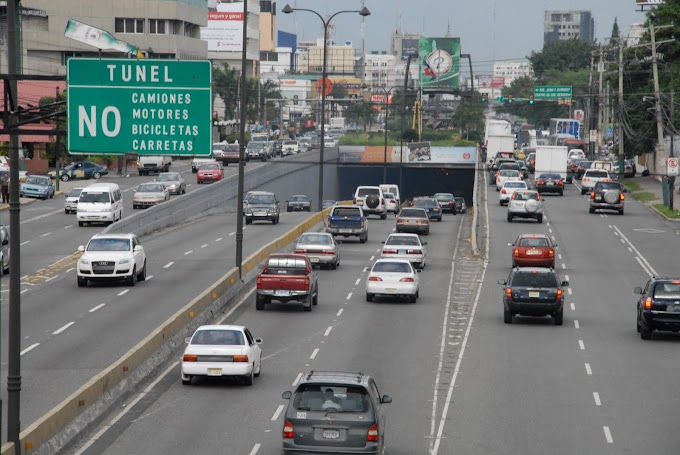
[201,1,244,52]
[636,0,664,6]
[490,76,505,88]
[401,38,419,60]
[64,19,142,57]
[419,37,461,90]
[338,145,477,165]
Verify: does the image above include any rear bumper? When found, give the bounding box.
[181,361,252,377]
[282,444,379,454]
[641,311,680,331]
[536,185,563,193]
[327,227,366,237]
[513,257,554,267]
[366,282,418,296]
[505,299,562,316]
[590,202,623,210]
[77,212,114,222]
[258,290,309,302]
[396,224,428,234]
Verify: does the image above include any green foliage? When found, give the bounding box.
[212,62,240,119]
[450,94,485,140]
[339,132,399,146]
[224,132,252,143]
[609,18,621,48]
[346,102,378,131]
[402,128,419,142]
[528,39,596,80]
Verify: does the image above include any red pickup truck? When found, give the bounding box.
[256,254,319,311]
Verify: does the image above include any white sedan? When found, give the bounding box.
[366,259,420,303]
[496,169,522,191]
[181,325,262,386]
[499,180,528,206]
[381,233,427,268]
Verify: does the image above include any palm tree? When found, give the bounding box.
[212,63,240,119]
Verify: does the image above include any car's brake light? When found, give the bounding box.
[353,197,357,204]
[506,287,512,297]
[513,249,519,256]
[449,201,456,205]
[400,277,415,282]
[548,249,554,257]
[383,249,397,254]
[583,177,590,181]
[323,251,335,255]
[367,424,379,442]
[381,198,385,205]
[408,250,421,255]
[644,297,652,309]
[233,355,249,362]
[536,180,543,185]
[590,192,595,199]
[558,180,563,185]
[305,276,310,288]
[620,193,625,201]
[501,189,507,194]
[556,289,563,300]
[497,177,501,183]
[390,199,396,203]
[535,194,541,201]
[294,249,305,254]
[256,276,261,289]
[604,178,611,182]
[368,276,383,281]
[283,420,294,439]
[182,354,197,362]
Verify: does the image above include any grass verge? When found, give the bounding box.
[633,192,658,202]
[653,203,680,219]
[625,181,642,192]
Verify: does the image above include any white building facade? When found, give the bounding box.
[493,61,533,87]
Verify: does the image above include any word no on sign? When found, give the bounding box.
[67,58,212,156]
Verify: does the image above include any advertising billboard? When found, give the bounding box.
[419,37,461,90]
[636,0,664,5]
[491,76,506,88]
[401,38,419,60]
[338,145,477,165]
[201,1,244,52]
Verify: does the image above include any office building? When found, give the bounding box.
[298,38,356,75]
[493,61,533,87]
[364,51,396,89]
[390,31,421,61]
[544,10,595,43]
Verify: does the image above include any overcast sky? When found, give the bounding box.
[277,0,646,76]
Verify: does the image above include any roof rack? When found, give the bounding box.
[306,370,315,381]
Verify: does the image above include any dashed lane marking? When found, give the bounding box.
[201,244,208,248]
[310,348,319,360]
[574,320,580,329]
[249,444,261,455]
[44,275,58,282]
[52,321,75,335]
[20,343,40,356]
[336,309,343,316]
[355,278,361,286]
[117,290,129,296]
[229,232,235,236]
[603,426,613,443]
[89,303,106,313]
[184,250,193,255]
[567,288,573,295]
[561,264,566,269]
[570,303,575,311]
[585,363,592,375]
[578,340,585,350]
[163,262,174,269]
[346,292,352,300]
[369,255,375,261]
[565,275,569,281]
[20,289,27,295]
[593,392,601,406]
[216,238,223,242]
[271,405,284,421]
[40,232,52,237]
[323,326,332,337]
[292,373,303,386]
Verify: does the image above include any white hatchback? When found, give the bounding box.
[496,169,522,191]
[366,259,420,303]
[381,233,427,268]
[181,325,262,386]
[499,180,528,206]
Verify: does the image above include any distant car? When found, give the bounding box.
[366,259,420,302]
[635,278,680,340]
[496,169,522,191]
[515,160,529,179]
[246,141,267,161]
[64,188,83,214]
[294,232,339,269]
[589,181,626,215]
[222,143,243,166]
[575,160,592,180]
[396,207,430,235]
[580,169,611,195]
[499,180,529,206]
[432,193,457,214]
[191,156,216,173]
[212,142,226,161]
[196,162,224,184]
[454,197,467,213]
[287,194,311,212]
[383,192,399,213]
[526,153,536,174]
[507,190,544,223]
[156,172,186,195]
[324,136,338,148]
[49,161,108,182]
[255,254,318,311]
[77,233,147,287]
[509,233,556,268]
[568,158,587,183]
[298,137,311,152]
[326,205,368,243]
[535,173,564,196]
[281,371,391,455]
[354,186,388,219]
[132,182,169,209]
[20,175,55,199]
[321,199,336,209]
[244,191,280,224]
[381,233,427,268]
[413,197,443,221]
[181,325,262,385]
[282,139,299,155]
[499,267,569,325]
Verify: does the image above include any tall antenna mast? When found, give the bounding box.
[446,18,452,37]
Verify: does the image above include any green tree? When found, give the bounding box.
[609,18,621,47]
[528,39,596,81]
[212,63,240,119]
[346,102,378,131]
[451,95,485,140]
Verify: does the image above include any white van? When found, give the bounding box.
[77,183,123,227]
[379,184,401,208]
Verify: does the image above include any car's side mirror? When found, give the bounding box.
[553,243,558,247]
[134,245,143,252]
[282,391,292,400]
[185,337,191,344]
[381,395,392,404]
[507,243,513,247]
[561,281,570,287]
[634,287,643,294]
[78,245,85,252]
[498,279,507,285]
[623,188,628,193]
[255,338,263,344]
[1,239,7,246]
[285,200,289,203]
[381,241,385,244]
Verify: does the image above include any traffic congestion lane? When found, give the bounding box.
[78,211,463,455]
[434,181,611,455]
[0,211,313,428]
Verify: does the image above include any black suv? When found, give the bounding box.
[499,267,569,325]
[589,181,626,215]
[635,278,680,340]
[281,371,391,454]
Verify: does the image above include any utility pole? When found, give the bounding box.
[618,36,625,182]
[651,23,666,180]
[604,82,610,150]
[597,47,604,155]
[670,88,675,211]
[586,51,595,159]
[235,0,248,279]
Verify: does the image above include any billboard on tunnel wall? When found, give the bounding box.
[338,146,476,165]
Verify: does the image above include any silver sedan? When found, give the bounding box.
[133,182,169,209]
[294,232,339,269]
[156,172,186,195]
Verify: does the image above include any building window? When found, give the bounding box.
[149,19,168,35]
[115,18,144,34]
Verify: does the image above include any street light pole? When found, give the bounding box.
[282,4,370,211]
[235,0,248,279]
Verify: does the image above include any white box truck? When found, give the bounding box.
[486,135,515,159]
[534,146,568,180]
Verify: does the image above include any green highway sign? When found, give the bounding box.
[67,58,212,156]
[533,85,572,100]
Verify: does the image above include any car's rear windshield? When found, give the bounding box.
[293,384,370,413]
[518,238,549,247]
[414,199,438,208]
[653,283,680,299]
[249,142,264,149]
[157,173,179,181]
[385,236,420,246]
[595,182,621,191]
[249,194,275,204]
[79,191,110,203]
[225,145,240,152]
[434,193,453,201]
[87,238,130,252]
[191,329,244,346]
[332,208,361,217]
[265,257,308,274]
[513,192,539,201]
[384,193,395,199]
[68,188,83,197]
[511,272,558,287]
[499,170,519,176]
[499,163,519,169]
[290,195,308,202]
[299,234,332,245]
[283,140,297,145]
[538,174,561,180]
[400,208,427,218]
[580,161,592,167]
[586,170,608,178]
[357,188,380,197]
[372,262,412,273]
[505,182,527,188]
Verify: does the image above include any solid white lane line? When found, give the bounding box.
[336,309,344,316]
[20,343,40,356]
[229,232,235,236]
[292,373,303,386]
[603,426,613,443]
[21,275,28,280]
[163,261,174,269]
[146,275,154,281]
[271,405,284,421]
[574,320,580,329]
[636,257,653,277]
[310,348,319,359]
[565,275,569,281]
[346,292,352,300]
[369,255,375,261]
[249,444,261,455]
[117,290,129,296]
[41,232,52,237]
[593,392,601,406]
[184,250,193,255]
[324,326,332,337]
[570,302,576,311]
[585,363,592,375]
[201,244,208,248]
[355,278,361,286]
[21,282,34,286]
[216,237,223,242]
[52,321,75,335]
[567,288,572,295]
[89,303,106,313]
[578,339,585,350]
[613,225,658,275]
[64,225,72,229]
[20,241,29,246]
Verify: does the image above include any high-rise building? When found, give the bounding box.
[298,39,356,75]
[259,0,277,52]
[544,10,595,44]
[390,31,421,61]
[364,51,396,89]
[493,61,533,87]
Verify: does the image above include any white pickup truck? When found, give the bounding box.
[137,155,172,176]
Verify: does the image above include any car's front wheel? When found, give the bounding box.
[127,267,136,286]
[61,174,70,182]
[93,172,101,179]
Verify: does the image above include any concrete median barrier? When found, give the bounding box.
[6,205,338,455]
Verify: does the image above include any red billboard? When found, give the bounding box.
[491,76,506,88]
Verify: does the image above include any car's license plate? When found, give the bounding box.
[527,249,540,255]
[408,220,416,224]
[386,288,397,292]
[515,202,525,207]
[339,229,352,233]
[529,291,540,298]
[323,429,340,439]
[275,290,290,296]
[207,368,222,376]
[666,305,680,313]
[547,182,554,186]
[309,257,319,263]
[399,250,408,254]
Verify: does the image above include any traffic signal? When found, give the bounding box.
[507,95,514,104]
[529,95,534,105]
[481,93,488,103]
[497,95,504,102]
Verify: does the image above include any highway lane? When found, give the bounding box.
[0,210,314,431]
[75,212,465,455]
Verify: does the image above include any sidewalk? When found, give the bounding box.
[623,175,680,220]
